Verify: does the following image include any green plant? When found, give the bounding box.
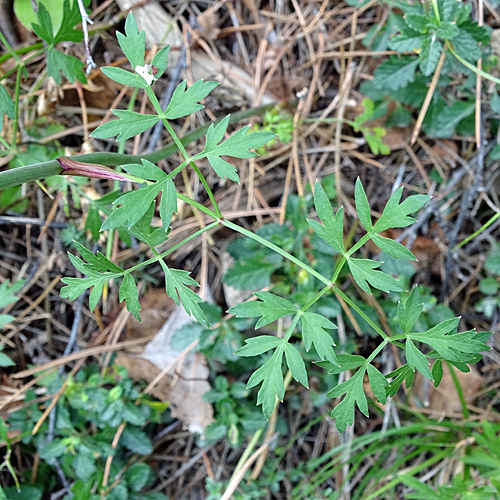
[361,0,497,139]
[3,364,169,499]
[0,11,492,439]
[0,280,24,367]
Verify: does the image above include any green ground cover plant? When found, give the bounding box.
[1,1,499,497]
[0,10,492,431]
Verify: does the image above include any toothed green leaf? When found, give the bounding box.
[228,291,297,329]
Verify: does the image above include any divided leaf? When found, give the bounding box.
[54,0,84,44]
[47,49,86,84]
[354,178,372,231]
[159,261,207,325]
[398,286,423,334]
[31,0,86,84]
[328,369,368,433]
[366,364,389,403]
[247,347,285,418]
[164,80,219,120]
[228,291,297,329]
[299,311,338,364]
[307,181,345,254]
[284,342,309,388]
[317,354,365,375]
[405,338,433,380]
[127,204,169,247]
[60,244,123,311]
[119,274,141,321]
[117,12,146,69]
[91,110,160,141]
[0,85,15,122]
[373,187,429,233]
[408,320,491,363]
[0,279,24,330]
[194,115,275,183]
[101,67,149,90]
[347,257,404,293]
[236,336,283,357]
[100,160,177,232]
[371,234,417,260]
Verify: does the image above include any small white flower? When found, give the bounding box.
[135,64,157,86]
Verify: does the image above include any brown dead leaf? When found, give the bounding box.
[196,10,221,40]
[116,289,214,434]
[412,363,483,416]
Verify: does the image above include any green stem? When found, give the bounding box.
[126,222,219,274]
[447,42,500,85]
[0,42,44,66]
[452,211,500,252]
[145,86,222,218]
[176,193,218,219]
[333,286,391,342]
[232,428,264,478]
[10,66,22,151]
[222,220,331,286]
[429,0,441,24]
[446,360,469,419]
[0,104,274,189]
[0,30,25,69]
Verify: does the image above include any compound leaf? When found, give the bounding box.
[47,49,86,84]
[31,2,54,43]
[0,84,15,121]
[432,360,444,387]
[164,80,219,120]
[228,291,297,329]
[355,178,372,231]
[151,45,170,79]
[101,67,148,89]
[300,311,337,364]
[126,208,168,247]
[409,320,491,363]
[54,0,84,43]
[317,354,365,375]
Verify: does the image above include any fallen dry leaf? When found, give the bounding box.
[411,363,483,416]
[116,289,214,434]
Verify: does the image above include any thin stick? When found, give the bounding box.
[475,0,484,148]
[411,51,446,145]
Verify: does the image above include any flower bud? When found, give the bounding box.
[57,156,129,182]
